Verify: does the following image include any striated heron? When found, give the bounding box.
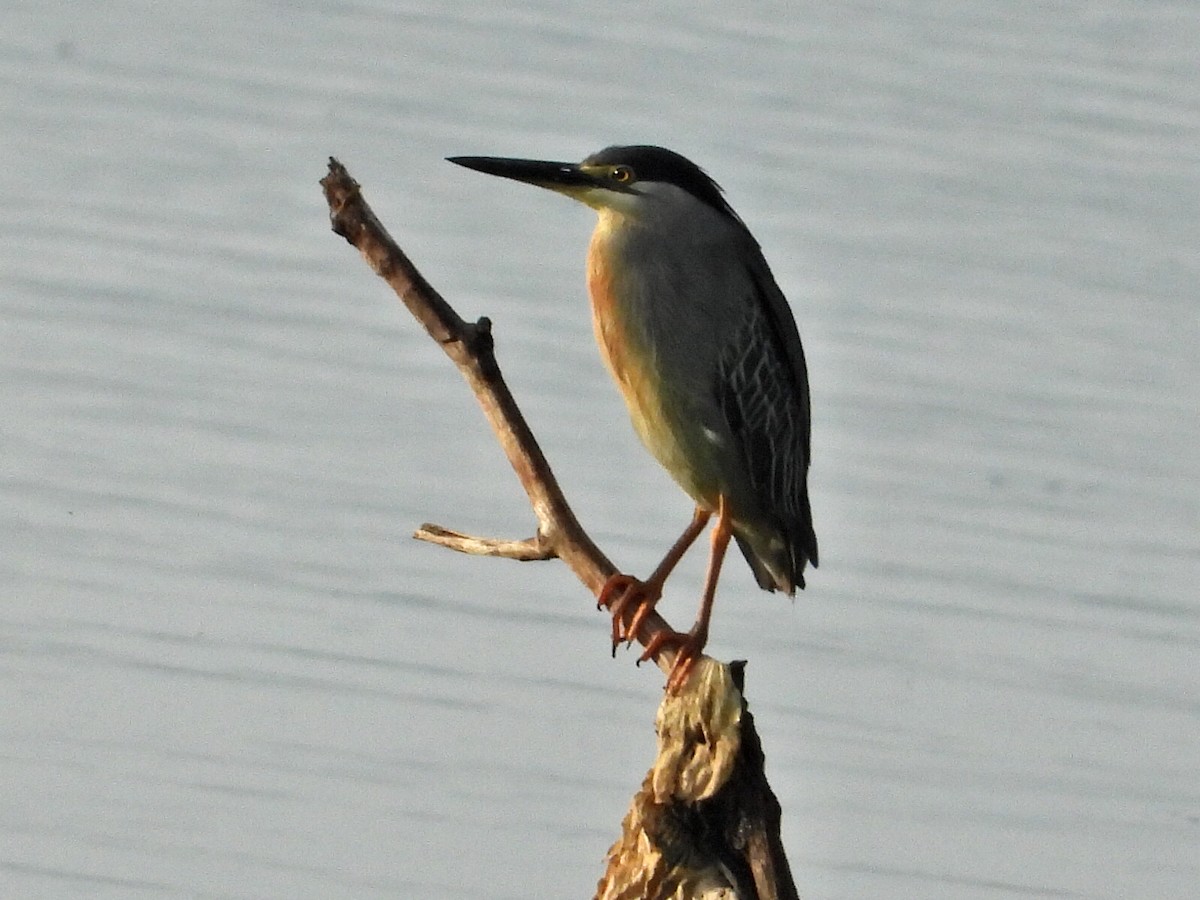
[448,145,817,692]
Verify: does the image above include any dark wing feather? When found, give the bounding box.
[715,250,818,587]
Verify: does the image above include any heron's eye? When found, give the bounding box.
[611,165,635,184]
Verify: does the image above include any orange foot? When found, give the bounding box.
[597,574,662,656]
[639,627,708,694]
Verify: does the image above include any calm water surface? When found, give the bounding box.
[2,2,1197,898]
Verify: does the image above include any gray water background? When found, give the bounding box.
[2,2,1197,898]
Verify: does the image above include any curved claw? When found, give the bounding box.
[597,573,636,611]
[598,573,663,655]
[622,597,660,650]
[638,627,707,694]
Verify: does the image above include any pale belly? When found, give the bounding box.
[588,279,725,512]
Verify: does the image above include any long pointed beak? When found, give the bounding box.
[446,155,608,192]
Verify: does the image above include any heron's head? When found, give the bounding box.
[447,145,740,226]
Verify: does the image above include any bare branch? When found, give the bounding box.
[320,158,677,673]
[413,524,557,560]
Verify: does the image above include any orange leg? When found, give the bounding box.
[598,506,711,654]
[640,495,734,694]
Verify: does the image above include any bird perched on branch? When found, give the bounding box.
[448,145,817,692]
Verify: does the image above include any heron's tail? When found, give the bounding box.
[735,516,817,595]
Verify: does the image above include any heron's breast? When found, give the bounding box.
[586,239,723,507]
[587,245,659,417]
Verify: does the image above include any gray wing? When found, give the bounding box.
[715,250,818,582]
